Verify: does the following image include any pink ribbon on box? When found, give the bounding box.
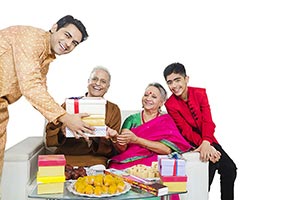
[74,99,79,113]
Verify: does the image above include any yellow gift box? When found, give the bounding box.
[37,175,65,194]
[37,166,65,177]
[37,182,64,194]
[37,175,65,183]
[160,175,187,192]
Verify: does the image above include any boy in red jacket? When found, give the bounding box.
[163,62,237,200]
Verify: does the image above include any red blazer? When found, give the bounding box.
[165,87,218,147]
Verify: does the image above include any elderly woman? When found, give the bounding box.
[107,82,191,170]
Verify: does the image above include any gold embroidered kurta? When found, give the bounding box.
[0,25,66,175]
[0,25,66,122]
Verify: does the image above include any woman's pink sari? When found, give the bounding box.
[108,114,191,170]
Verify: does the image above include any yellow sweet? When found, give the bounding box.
[77,177,84,182]
[94,175,104,186]
[101,185,109,193]
[103,174,114,186]
[94,186,102,195]
[75,184,86,193]
[87,175,95,185]
[74,180,87,191]
[84,185,94,194]
[117,181,126,192]
[82,176,89,184]
[108,183,117,194]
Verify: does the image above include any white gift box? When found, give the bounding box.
[65,97,107,137]
[158,155,186,176]
[65,97,106,115]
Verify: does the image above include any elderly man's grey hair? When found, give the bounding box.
[89,66,111,84]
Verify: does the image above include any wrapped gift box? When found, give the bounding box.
[37,182,64,194]
[65,97,107,137]
[65,97,106,115]
[38,155,66,167]
[37,155,66,194]
[160,175,187,192]
[37,166,65,177]
[37,155,66,177]
[37,175,66,183]
[65,125,106,137]
[158,155,186,176]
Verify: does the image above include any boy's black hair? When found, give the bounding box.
[163,62,187,80]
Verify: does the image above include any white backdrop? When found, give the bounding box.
[2,0,300,199]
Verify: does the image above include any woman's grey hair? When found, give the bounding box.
[89,66,111,83]
[147,82,167,101]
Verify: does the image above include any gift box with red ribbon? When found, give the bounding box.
[65,97,107,137]
[157,153,187,192]
[158,154,186,176]
[37,155,66,194]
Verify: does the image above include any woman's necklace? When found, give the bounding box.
[141,110,160,124]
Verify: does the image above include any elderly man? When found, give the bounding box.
[45,66,122,167]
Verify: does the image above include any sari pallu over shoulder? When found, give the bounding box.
[108,114,191,169]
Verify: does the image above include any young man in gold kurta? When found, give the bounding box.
[45,66,122,167]
[0,15,92,175]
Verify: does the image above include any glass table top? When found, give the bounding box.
[28,181,185,200]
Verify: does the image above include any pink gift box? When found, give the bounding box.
[38,155,66,167]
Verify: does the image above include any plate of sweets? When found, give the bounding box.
[67,173,131,198]
[125,162,160,181]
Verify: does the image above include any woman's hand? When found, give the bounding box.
[105,127,127,152]
[117,129,138,145]
[106,127,118,143]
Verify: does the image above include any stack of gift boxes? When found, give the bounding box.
[158,154,187,192]
[36,154,66,194]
